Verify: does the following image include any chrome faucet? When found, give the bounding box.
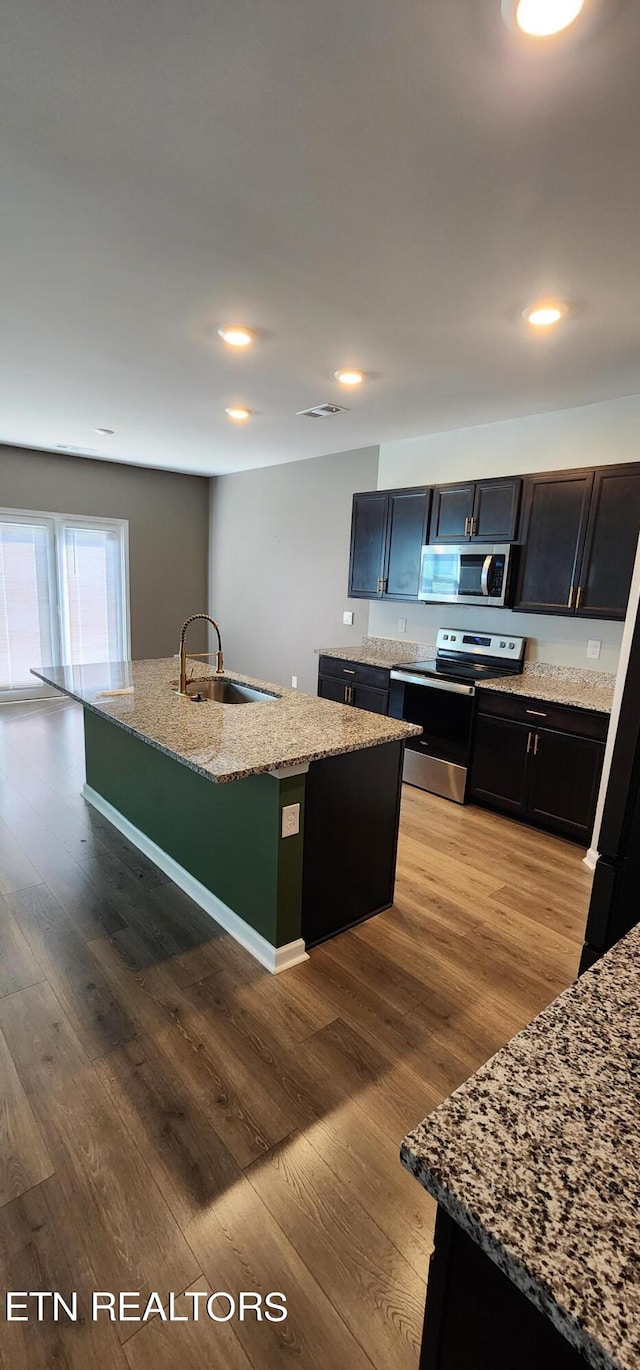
[176,614,224,696]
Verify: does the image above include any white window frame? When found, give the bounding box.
[0,507,131,702]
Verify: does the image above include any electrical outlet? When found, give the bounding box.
[587,640,602,660]
[398,617,407,633]
[281,803,300,838]
[343,611,354,625]
[291,675,298,689]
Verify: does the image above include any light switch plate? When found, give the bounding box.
[291,675,298,688]
[281,803,300,838]
[587,640,602,660]
[343,611,354,625]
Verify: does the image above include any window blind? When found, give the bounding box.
[0,519,55,690]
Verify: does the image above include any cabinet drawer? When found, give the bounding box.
[318,655,390,691]
[477,688,609,742]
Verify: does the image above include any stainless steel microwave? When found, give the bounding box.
[418,543,513,607]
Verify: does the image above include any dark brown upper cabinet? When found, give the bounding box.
[515,470,594,614]
[576,464,640,620]
[348,491,389,597]
[348,487,430,600]
[516,464,640,620]
[429,477,522,543]
[384,487,431,599]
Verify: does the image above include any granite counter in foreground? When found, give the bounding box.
[34,658,419,973]
[401,924,640,1370]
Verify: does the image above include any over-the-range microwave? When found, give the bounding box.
[418,542,513,607]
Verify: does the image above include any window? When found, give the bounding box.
[0,510,130,698]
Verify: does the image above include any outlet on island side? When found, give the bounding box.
[587,640,602,660]
[281,803,300,838]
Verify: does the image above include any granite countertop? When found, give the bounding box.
[316,636,435,669]
[32,658,420,784]
[401,925,640,1370]
[479,662,616,714]
[318,641,616,712]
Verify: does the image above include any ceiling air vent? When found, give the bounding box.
[296,402,348,419]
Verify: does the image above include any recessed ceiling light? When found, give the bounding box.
[225,406,251,421]
[217,326,256,348]
[511,0,585,36]
[94,427,114,436]
[522,300,569,328]
[334,369,367,386]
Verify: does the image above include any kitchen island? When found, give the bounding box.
[34,658,419,971]
[401,922,640,1370]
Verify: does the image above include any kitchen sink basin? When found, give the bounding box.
[180,677,279,705]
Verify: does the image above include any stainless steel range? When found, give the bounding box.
[389,628,526,803]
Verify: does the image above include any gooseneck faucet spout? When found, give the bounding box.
[177,614,224,696]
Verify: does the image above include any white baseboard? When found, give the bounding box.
[82,783,308,974]
[583,847,599,872]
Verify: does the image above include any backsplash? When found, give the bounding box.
[366,601,624,674]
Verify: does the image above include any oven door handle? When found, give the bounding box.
[481,554,493,597]
[390,670,475,696]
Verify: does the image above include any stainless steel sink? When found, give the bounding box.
[182,677,279,705]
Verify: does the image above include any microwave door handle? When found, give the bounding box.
[481,554,493,597]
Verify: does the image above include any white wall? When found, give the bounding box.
[369,394,640,671]
[208,446,379,693]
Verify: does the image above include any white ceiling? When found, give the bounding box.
[1,0,639,476]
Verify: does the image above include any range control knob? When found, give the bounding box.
[443,633,449,640]
[499,641,506,649]
[509,642,515,649]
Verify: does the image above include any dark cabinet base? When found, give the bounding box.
[420,1208,587,1370]
[301,740,404,947]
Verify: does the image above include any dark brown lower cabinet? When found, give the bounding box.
[469,692,607,843]
[317,655,390,716]
[419,1208,587,1370]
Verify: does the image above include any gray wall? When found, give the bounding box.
[0,444,209,658]
[209,446,379,693]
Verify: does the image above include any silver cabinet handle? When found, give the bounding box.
[534,733,540,756]
[526,731,533,754]
[526,709,547,717]
[342,668,356,675]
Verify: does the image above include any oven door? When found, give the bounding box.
[418,544,510,606]
[390,672,475,804]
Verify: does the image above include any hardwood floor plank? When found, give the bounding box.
[0,819,43,895]
[247,1130,424,1369]
[0,1028,54,1208]
[303,1097,437,1278]
[124,1280,254,1370]
[0,903,46,997]
[185,1173,376,1370]
[11,885,138,1058]
[94,1033,243,1231]
[0,1176,128,1369]
[0,982,201,1344]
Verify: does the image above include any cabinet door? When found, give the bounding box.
[430,483,475,543]
[576,464,640,620]
[527,728,605,842]
[384,488,431,599]
[469,713,531,814]
[472,478,521,541]
[318,674,352,705]
[351,683,389,715]
[515,471,594,613]
[348,492,389,598]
